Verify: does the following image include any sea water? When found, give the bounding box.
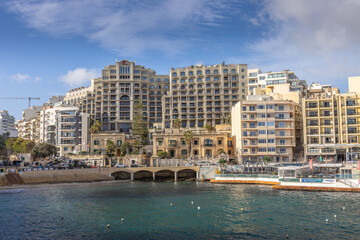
[0,181,359,239]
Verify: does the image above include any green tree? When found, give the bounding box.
[32,143,57,159]
[263,156,271,163]
[221,114,231,125]
[132,102,148,152]
[106,140,116,157]
[173,118,181,129]
[218,157,227,174]
[90,120,102,134]
[204,123,215,133]
[157,150,170,159]
[0,135,6,157]
[183,130,193,158]
[5,138,35,154]
[118,142,133,156]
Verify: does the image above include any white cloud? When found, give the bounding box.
[11,73,30,82]
[59,68,99,87]
[245,0,360,90]
[10,73,42,83]
[5,0,233,55]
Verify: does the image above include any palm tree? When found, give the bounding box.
[106,140,116,157]
[204,123,215,133]
[173,118,181,130]
[90,120,102,134]
[183,130,193,159]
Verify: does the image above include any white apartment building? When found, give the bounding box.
[248,69,307,97]
[39,102,89,157]
[16,106,43,141]
[0,110,17,137]
[16,116,40,142]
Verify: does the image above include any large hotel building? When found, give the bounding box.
[65,60,248,132]
[162,63,248,129]
[65,60,170,132]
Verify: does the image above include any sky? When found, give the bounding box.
[0,0,360,120]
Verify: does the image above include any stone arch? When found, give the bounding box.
[133,170,153,181]
[111,170,131,180]
[155,170,175,181]
[120,95,130,100]
[177,169,197,181]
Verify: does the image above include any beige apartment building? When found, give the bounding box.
[162,62,248,129]
[151,125,236,162]
[303,77,360,162]
[232,95,302,163]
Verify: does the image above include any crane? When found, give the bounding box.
[0,97,40,108]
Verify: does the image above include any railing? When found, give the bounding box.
[339,179,360,188]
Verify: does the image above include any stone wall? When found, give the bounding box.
[0,168,114,186]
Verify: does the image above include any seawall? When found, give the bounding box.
[0,168,114,186]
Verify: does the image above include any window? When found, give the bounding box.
[268,139,275,143]
[267,122,275,126]
[218,140,222,145]
[94,140,99,145]
[268,147,276,152]
[258,139,266,144]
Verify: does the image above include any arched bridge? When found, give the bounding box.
[108,166,200,181]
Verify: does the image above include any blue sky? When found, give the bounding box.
[1,0,360,119]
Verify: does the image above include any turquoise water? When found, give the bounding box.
[0,181,360,239]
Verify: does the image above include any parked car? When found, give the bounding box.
[198,161,211,166]
[115,164,128,168]
[185,162,194,166]
[130,164,139,168]
[55,163,69,169]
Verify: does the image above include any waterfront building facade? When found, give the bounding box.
[151,125,236,161]
[163,62,248,129]
[90,132,134,156]
[0,110,17,137]
[39,102,89,156]
[303,77,360,162]
[232,95,302,163]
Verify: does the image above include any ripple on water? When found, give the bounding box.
[0,182,360,239]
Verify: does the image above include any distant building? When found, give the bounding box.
[0,110,17,137]
[232,95,302,163]
[248,69,307,98]
[39,102,89,157]
[16,113,40,142]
